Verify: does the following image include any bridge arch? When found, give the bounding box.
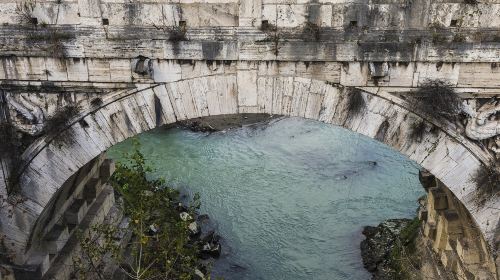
[2,72,498,266]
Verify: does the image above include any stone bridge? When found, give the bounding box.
[0,0,498,278]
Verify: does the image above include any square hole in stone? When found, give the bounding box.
[102,18,109,25]
[30,17,38,25]
[179,20,186,28]
[450,20,458,27]
[350,21,357,27]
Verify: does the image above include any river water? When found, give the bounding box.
[107,117,424,280]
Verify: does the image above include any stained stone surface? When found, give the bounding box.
[0,0,497,274]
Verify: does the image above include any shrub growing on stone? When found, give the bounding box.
[346,88,366,115]
[43,104,80,135]
[472,164,500,198]
[411,80,462,119]
[90,97,103,107]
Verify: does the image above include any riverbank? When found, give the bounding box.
[174,113,281,132]
[360,170,498,280]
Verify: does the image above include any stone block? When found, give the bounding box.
[277,4,306,28]
[424,222,436,240]
[45,225,69,255]
[25,252,50,277]
[443,210,462,236]
[65,58,89,81]
[456,238,481,265]
[153,60,182,83]
[429,187,448,210]
[83,178,101,204]
[100,159,116,180]
[418,169,436,191]
[64,199,88,225]
[418,210,428,222]
[87,59,111,82]
[237,70,258,107]
[45,58,68,81]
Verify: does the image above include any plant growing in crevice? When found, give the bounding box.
[43,104,80,136]
[27,29,71,58]
[411,80,463,120]
[472,163,500,199]
[346,88,366,115]
[15,0,37,25]
[90,97,103,107]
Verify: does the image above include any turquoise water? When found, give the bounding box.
[108,117,424,280]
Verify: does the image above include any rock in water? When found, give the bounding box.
[360,219,412,280]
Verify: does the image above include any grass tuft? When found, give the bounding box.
[472,164,500,198]
[347,88,365,115]
[43,104,80,136]
[90,97,103,107]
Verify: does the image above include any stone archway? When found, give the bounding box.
[2,72,497,268]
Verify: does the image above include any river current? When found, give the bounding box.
[108,117,424,280]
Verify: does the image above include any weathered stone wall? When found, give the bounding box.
[0,153,117,279]
[419,170,499,279]
[0,0,499,28]
[2,73,497,266]
[0,0,497,278]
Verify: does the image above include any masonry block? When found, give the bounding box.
[83,177,101,204]
[419,169,437,191]
[64,199,88,225]
[429,187,448,210]
[45,225,69,255]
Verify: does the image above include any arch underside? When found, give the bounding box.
[1,72,498,262]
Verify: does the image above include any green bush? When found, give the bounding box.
[75,140,206,279]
